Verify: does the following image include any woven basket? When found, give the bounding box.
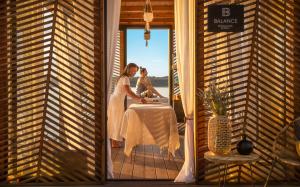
[208,115,232,155]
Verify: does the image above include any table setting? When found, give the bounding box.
[120,101,180,157]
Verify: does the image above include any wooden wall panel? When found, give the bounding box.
[295,0,300,119]
[196,0,300,184]
[0,0,8,182]
[295,2,300,179]
[0,0,105,184]
[195,0,206,182]
[94,0,105,182]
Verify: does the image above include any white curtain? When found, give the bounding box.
[174,0,196,183]
[106,0,121,179]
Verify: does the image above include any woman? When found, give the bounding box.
[136,67,164,98]
[107,63,146,147]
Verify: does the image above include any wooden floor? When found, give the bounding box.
[111,136,184,180]
[103,183,294,187]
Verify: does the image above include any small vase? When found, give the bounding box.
[208,115,232,155]
[237,135,253,155]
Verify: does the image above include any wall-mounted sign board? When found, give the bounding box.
[208,5,244,32]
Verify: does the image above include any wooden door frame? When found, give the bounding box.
[105,25,176,181]
[119,25,174,106]
[103,0,201,183]
[194,0,202,183]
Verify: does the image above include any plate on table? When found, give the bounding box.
[138,101,162,104]
[139,98,161,104]
[144,101,162,104]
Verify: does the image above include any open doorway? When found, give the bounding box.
[109,27,184,180]
[126,28,170,107]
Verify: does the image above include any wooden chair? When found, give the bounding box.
[264,117,300,187]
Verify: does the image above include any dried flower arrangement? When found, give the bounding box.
[197,83,230,116]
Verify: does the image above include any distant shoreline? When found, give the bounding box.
[130,76,168,87]
[130,86,169,97]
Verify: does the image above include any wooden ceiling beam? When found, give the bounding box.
[120,18,174,22]
[121,5,174,12]
[122,0,173,1]
[119,22,174,27]
[121,1,174,6]
[120,12,174,19]
[122,0,173,2]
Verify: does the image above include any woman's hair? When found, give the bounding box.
[140,66,147,74]
[121,63,139,77]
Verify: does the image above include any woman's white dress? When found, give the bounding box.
[107,76,130,141]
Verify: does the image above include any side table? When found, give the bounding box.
[204,151,260,187]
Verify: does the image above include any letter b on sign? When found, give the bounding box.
[222,8,230,16]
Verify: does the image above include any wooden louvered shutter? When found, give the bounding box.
[171,29,185,126]
[171,30,180,97]
[111,31,121,94]
[0,0,105,184]
[196,0,300,183]
[295,0,300,119]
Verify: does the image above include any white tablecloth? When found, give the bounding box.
[120,103,180,156]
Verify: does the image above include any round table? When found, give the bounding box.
[204,151,260,187]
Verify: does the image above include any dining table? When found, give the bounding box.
[120,103,180,157]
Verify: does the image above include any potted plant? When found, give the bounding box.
[198,83,232,155]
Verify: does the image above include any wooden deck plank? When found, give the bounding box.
[153,146,169,179]
[173,150,184,172]
[112,147,125,179]
[144,145,156,179]
[111,146,118,161]
[132,145,145,179]
[113,135,184,180]
[120,147,135,179]
[163,153,179,179]
[171,136,184,171]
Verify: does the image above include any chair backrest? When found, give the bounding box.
[273,118,300,160]
[293,117,300,140]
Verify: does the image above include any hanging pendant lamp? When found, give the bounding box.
[143,0,153,47]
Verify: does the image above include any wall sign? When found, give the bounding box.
[208,4,244,32]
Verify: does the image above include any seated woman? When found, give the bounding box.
[136,67,164,98]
